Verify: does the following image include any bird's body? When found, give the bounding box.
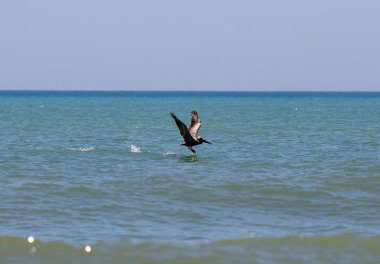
[170,110,211,153]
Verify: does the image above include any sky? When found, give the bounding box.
[0,0,379,91]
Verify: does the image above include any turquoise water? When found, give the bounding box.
[1,91,380,263]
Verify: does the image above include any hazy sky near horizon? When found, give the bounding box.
[1,1,379,91]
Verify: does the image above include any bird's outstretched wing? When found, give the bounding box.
[170,113,195,142]
[189,110,202,139]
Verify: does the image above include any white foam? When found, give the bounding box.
[84,245,92,253]
[163,151,176,156]
[67,147,95,152]
[130,145,141,153]
[27,236,35,243]
[79,147,95,152]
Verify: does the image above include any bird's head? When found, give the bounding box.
[199,137,212,144]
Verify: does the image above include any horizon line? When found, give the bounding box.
[1,89,380,93]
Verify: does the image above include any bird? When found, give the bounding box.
[170,110,211,153]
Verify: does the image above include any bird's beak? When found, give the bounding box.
[203,139,212,144]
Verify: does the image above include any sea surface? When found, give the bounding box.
[1,91,379,263]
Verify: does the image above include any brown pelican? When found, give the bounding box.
[170,110,211,153]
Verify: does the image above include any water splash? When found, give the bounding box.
[130,145,141,153]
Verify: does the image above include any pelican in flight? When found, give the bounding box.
[170,110,211,153]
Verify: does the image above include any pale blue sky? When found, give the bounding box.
[1,0,379,91]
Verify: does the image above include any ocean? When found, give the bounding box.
[1,91,379,263]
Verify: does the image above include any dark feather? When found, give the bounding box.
[170,112,197,144]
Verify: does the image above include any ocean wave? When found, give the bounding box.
[1,234,379,264]
[66,147,96,152]
[0,146,97,152]
[163,151,176,156]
